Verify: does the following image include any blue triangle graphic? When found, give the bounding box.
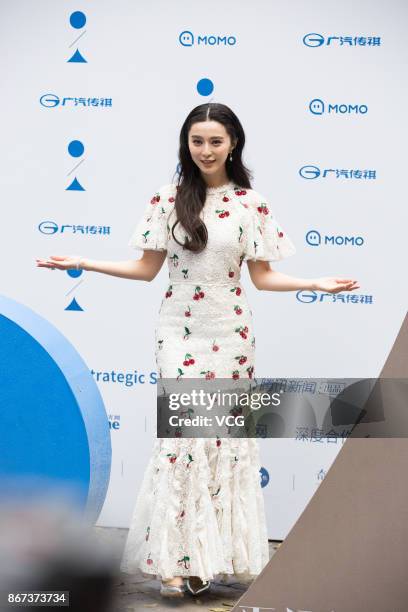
[65,297,84,312]
[68,49,87,63]
[66,177,85,191]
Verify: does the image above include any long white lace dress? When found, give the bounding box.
[119,180,296,582]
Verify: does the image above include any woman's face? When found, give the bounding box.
[188,120,235,179]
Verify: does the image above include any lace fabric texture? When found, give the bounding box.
[120,181,296,581]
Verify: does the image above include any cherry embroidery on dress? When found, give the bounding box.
[145,526,150,541]
[183,353,195,366]
[200,370,215,380]
[183,326,191,340]
[235,355,247,365]
[228,268,235,278]
[150,193,160,204]
[165,285,173,298]
[146,554,153,565]
[212,340,219,352]
[177,555,190,570]
[235,325,249,339]
[166,453,177,463]
[230,286,242,296]
[215,209,230,218]
[184,306,191,317]
[247,365,254,379]
[142,230,150,243]
[234,305,243,315]
[257,203,269,215]
[232,370,240,380]
[238,226,243,242]
[193,286,205,300]
[182,268,189,279]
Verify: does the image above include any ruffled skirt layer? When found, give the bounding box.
[120,436,269,581]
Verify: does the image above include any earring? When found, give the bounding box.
[229,151,233,162]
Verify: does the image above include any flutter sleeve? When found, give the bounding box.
[127,184,177,251]
[243,190,296,262]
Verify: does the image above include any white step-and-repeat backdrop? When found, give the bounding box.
[1,0,406,539]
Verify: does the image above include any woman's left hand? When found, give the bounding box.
[313,277,360,294]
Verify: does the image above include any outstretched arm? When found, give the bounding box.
[247,260,360,293]
[35,250,167,282]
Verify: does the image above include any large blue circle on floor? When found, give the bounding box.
[0,295,111,521]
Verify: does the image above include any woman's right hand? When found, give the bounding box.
[35,255,83,271]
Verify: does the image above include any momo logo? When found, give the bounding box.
[179,30,236,46]
[306,230,321,246]
[309,98,368,115]
[306,230,364,247]
[179,30,194,46]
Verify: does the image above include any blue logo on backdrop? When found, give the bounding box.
[296,291,373,305]
[306,230,364,247]
[259,467,269,488]
[39,94,112,109]
[179,30,236,46]
[196,78,214,96]
[65,265,85,313]
[299,165,376,180]
[303,33,381,47]
[309,98,368,115]
[38,221,111,236]
[68,11,87,63]
[67,140,86,192]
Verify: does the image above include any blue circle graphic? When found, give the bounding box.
[67,268,83,279]
[260,467,270,488]
[197,78,214,96]
[68,140,84,158]
[70,11,86,29]
[0,295,111,520]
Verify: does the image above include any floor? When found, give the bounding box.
[95,526,281,612]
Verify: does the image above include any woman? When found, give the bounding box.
[36,103,359,599]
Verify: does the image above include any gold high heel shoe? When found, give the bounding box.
[160,578,185,598]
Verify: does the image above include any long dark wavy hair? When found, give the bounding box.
[171,103,253,253]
